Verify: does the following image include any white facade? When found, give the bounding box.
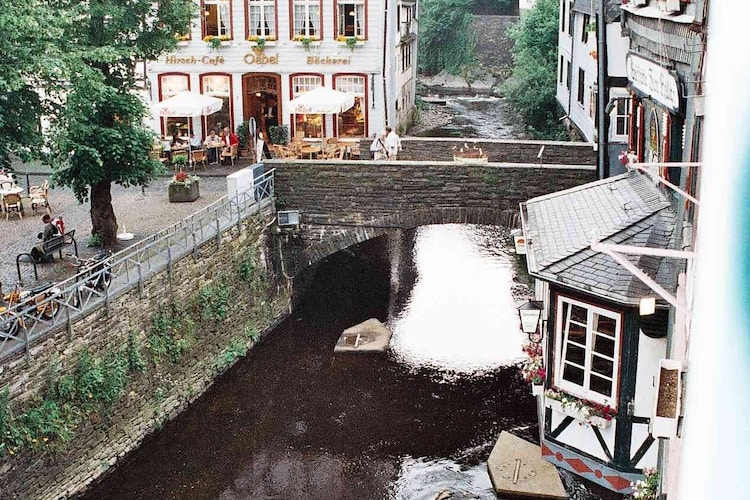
[145,0,417,141]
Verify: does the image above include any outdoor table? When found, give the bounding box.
[299,145,322,159]
[0,185,23,197]
[205,142,223,165]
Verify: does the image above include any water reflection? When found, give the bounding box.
[389,225,525,373]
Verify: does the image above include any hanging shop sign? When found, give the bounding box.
[626,53,681,112]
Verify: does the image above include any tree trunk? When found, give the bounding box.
[90,180,118,245]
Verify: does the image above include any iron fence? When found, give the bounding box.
[0,169,275,363]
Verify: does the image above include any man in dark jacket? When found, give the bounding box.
[30,214,59,263]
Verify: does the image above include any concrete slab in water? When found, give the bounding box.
[487,432,567,500]
[334,318,392,354]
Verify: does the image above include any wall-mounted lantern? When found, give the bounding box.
[517,300,545,343]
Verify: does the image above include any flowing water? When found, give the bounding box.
[414,94,526,139]
[81,225,615,499]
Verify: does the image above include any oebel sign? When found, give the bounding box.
[626,53,681,111]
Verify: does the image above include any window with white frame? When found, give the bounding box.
[613,98,630,138]
[248,0,275,39]
[204,0,231,38]
[555,296,621,406]
[338,0,365,38]
[201,74,232,133]
[293,0,320,38]
[336,75,365,137]
[159,74,189,138]
[292,75,323,137]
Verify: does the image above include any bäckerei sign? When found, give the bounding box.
[626,53,680,111]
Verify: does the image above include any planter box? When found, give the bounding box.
[169,182,200,202]
[546,398,612,428]
[454,156,488,164]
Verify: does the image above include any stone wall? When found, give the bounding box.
[397,138,597,165]
[0,215,291,499]
[472,16,519,73]
[268,159,597,269]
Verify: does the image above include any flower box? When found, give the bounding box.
[546,397,612,428]
[168,181,200,202]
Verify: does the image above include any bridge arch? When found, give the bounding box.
[293,207,520,273]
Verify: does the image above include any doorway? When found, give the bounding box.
[242,73,281,143]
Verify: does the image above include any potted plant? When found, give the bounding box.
[269,125,289,145]
[254,37,266,51]
[628,468,659,500]
[237,120,250,157]
[294,35,319,52]
[204,35,229,50]
[520,341,545,395]
[168,170,200,202]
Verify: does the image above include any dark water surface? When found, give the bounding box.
[80,225,540,499]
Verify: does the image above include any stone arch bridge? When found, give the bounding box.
[268,140,596,273]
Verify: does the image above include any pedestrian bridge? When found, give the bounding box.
[267,138,596,273]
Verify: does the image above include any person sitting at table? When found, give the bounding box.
[220,126,239,164]
[204,130,221,163]
[30,214,59,263]
[189,132,202,150]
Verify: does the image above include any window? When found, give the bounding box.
[566,60,572,90]
[293,0,320,38]
[401,43,413,72]
[613,98,630,138]
[291,75,323,137]
[555,296,621,406]
[159,74,189,138]
[337,0,365,38]
[558,55,564,84]
[248,0,276,39]
[561,0,567,33]
[335,75,365,137]
[203,0,231,39]
[201,74,232,134]
[581,14,590,44]
[577,67,585,105]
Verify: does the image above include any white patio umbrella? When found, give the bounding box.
[152,91,224,149]
[286,87,356,114]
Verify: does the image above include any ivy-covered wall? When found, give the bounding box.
[0,214,291,499]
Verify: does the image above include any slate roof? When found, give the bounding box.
[520,171,678,306]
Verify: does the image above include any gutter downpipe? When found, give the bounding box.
[567,2,574,122]
[382,0,389,128]
[597,0,608,179]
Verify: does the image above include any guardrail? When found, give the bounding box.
[0,169,275,363]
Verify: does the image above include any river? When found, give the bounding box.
[80,225,616,499]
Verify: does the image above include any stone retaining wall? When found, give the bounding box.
[0,215,290,499]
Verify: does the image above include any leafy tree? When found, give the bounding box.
[0,1,66,168]
[501,0,566,139]
[418,0,477,76]
[47,0,194,244]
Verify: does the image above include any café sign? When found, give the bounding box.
[626,53,681,111]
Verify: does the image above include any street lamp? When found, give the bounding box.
[517,300,544,343]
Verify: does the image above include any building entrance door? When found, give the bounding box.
[242,73,281,143]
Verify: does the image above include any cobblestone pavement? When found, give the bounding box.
[1,162,255,290]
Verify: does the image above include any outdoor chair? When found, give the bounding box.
[29,180,51,215]
[191,149,208,170]
[220,144,238,166]
[3,193,24,220]
[0,181,13,191]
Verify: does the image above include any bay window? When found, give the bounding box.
[203,0,231,39]
[293,0,320,39]
[555,296,621,406]
[248,0,276,39]
[337,0,365,39]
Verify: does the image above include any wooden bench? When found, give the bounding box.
[16,229,78,280]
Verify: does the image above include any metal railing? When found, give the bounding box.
[0,169,275,363]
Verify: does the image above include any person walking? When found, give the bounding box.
[372,132,388,160]
[384,126,402,160]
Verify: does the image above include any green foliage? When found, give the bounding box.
[206,36,223,50]
[239,252,256,282]
[418,0,477,76]
[345,37,358,50]
[87,234,105,248]
[198,282,231,322]
[245,326,261,343]
[171,154,188,169]
[127,332,147,373]
[255,37,266,51]
[147,307,192,365]
[269,125,289,145]
[501,0,567,139]
[216,339,248,369]
[236,121,250,150]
